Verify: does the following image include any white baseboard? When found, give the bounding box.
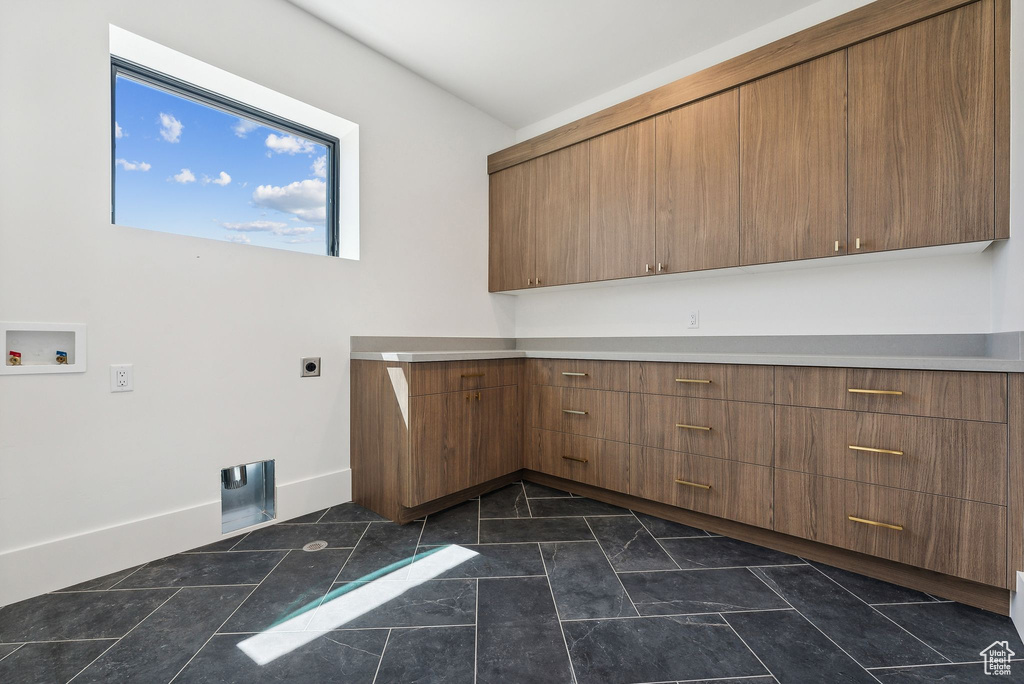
[0,468,351,606]
[1011,572,1024,641]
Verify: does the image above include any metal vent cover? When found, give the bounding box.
[302,540,328,552]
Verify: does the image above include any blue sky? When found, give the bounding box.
[113,76,329,255]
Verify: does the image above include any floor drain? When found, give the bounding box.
[302,541,328,552]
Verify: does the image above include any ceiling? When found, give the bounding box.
[287,0,820,130]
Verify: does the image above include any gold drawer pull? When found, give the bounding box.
[848,515,903,531]
[675,378,712,384]
[676,423,712,431]
[848,388,903,396]
[849,445,904,456]
[561,372,588,377]
[465,392,480,401]
[562,455,589,464]
[562,409,588,416]
[460,372,485,378]
[675,479,711,490]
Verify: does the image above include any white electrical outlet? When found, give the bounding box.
[688,310,700,329]
[110,364,134,392]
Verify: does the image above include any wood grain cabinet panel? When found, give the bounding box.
[629,361,773,403]
[528,428,629,492]
[469,385,523,486]
[488,163,535,292]
[740,51,847,265]
[776,366,1007,422]
[527,358,630,392]
[409,359,522,395]
[629,393,773,465]
[630,446,773,529]
[849,2,994,252]
[590,120,655,281]
[655,89,740,273]
[528,385,629,442]
[535,144,590,287]
[407,390,473,507]
[775,470,1006,587]
[775,405,1007,505]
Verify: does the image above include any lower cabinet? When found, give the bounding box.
[527,428,629,492]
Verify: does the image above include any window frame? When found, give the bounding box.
[110,56,341,257]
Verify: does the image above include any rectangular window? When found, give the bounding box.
[111,57,340,256]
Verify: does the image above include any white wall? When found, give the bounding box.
[0,0,514,604]
[513,0,1021,339]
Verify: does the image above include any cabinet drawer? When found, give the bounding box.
[774,470,1006,587]
[409,359,522,395]
[527,358,630,391]
[629,393,773,465]
[527,429,629,492]
[775,406,1006,504]
[528,385,629,442]
[630,362,773,403]
[629,446,772,528]
[776,366,1007,422]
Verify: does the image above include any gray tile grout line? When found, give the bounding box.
[306,520,376,627]
[476,498,482,545]
[615,563,808,574]
[474,577,480,684]
[226,532,252,552]
[678,676,778,683]
[537,542,579,684]
[805,561,952,666]
[331,575,545,583]
[66,586,183,683]
[313,507,330,524]
[0,644,23,662]
[369,628,392,684]
[557,607,798,622]
[521,482,534,519]
[718,613,780,682]
[213,624,478,636]
[580,517,641,618]
[745,567,885,683]
[104,563,147,591]
[167,551,291,683]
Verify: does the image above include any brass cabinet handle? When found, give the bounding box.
[657,262,665,272]
[848,388,903,396]
[676,423,711,431]
[675,378,711,384]
[528,278,532,286]
[460,372,485,378]
[855,238,862,250]
[561,372,588,377]
[536,277,542,285]
[562,455,589,464]
[848,515,902,531]
[645,263,651,273]
[675,478,711,490]
[562,409,589,416]
[849,445,904,456]
[834,240,840,252]
[465,392,481,401]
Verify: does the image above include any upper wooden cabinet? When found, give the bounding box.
[535,144,590,287]
[849,1,995,252]
[590,120,655,281]
[740,52,847,266]
[488,162,534,292]
[656,90,740,274]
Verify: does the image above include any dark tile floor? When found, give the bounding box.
[2,480,1023,683]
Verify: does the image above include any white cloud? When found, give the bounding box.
[252,179,326,222]
[115,158,150,172]
[172,168,196,184]
[221,220,288,233]
[233,119,259,138]
[285,236,320,244]
[159,112,183,143]
[225,234,251,244]
[265,133,314,155]
[203,171,232,186]
[274,225,316,236]
[311,155,327,178]
[114,121,123,139]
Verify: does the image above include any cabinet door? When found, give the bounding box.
[740,52,847,265]
[656,90,740,273]
[590,120,655,281]
[467,385,522,485]
[849,2,994,252]
[407,391,471,507]
[535,143,590,286]
[488,163,535,292]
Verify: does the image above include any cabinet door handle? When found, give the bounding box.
[645,263,651,273]
[675,378,711,384]
[562,455,589,464]
[834,240,840,252]
[528,278,532,286]
[848,515,902,531]
[465,392,480,401]
[657,262,665,272]
[536,277,542,285]
[855,238,862,250]
[675,478,711,490]
[561,371,588,377]
[848,388,903,396]
[849,445,904,456]
[461,372,485,378]
[562,409,588,416]
[676,423,711,431]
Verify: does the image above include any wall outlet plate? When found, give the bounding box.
[110,364,134,392]
[301,357,321,377]
[688,310,700,329]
